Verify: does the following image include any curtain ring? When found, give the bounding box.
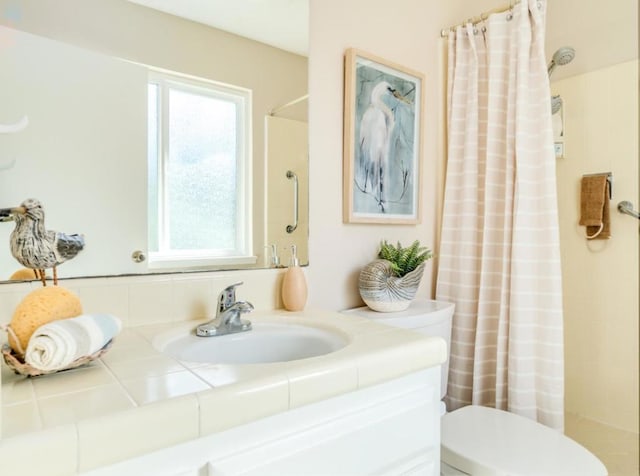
[506,0,514,20]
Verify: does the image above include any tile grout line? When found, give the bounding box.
[28,376,46,433]
[98,358,139,408]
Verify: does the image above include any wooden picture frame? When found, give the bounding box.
[343,48,424,224]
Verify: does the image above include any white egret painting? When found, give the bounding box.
[343,49,423,224]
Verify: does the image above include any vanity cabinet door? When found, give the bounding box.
[206,367,441,476]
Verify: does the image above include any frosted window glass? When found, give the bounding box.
[167,88,237,250]
[147,72,251,267]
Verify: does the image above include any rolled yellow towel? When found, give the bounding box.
[8,286,83,357]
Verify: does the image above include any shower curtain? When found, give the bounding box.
[436,0,564,430]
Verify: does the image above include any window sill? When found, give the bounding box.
[147,253,257,271]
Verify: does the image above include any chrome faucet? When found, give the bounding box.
[195,282,254,337]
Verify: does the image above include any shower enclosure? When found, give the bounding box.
[265,116,309,267]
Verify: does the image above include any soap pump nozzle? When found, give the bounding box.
[288,244,299,267]
[264,244,280,268]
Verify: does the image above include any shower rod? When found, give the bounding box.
[269,94,309,116]
[440,0,542,37]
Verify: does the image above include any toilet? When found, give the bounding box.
[345,299,608,476]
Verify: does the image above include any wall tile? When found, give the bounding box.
[553,60,639,432]
[128,278,175,325]
[75,283,130,323]
[171,275,216,321]
[0,282,32,326]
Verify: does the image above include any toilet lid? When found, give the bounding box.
[441,406,607,476]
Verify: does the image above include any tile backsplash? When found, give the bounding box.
[0,268,287,440]
[0,268,287,328]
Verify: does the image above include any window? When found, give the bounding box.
[147,72,253,269]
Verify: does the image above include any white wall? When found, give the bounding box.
[0,27,148,278]
[306,0,498,310]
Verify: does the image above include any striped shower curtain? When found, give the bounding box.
[436,0,564,430]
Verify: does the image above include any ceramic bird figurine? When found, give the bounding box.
[0,198,84,286]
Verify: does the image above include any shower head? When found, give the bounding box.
[548,46,576,76]
[553,47,576,66]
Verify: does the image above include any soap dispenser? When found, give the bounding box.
[281,245,307,311]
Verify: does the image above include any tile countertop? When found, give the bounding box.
[0,309,446,475]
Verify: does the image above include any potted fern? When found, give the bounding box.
[359,240,432,312]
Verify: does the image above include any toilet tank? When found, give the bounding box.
[343,298,454,401]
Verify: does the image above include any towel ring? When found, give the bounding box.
[585,223,604,240]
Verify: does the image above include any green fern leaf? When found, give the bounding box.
[376,239,432,277]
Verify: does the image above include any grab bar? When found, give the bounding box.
[617,201,640,220]
[286,170,298,233]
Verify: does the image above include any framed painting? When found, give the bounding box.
[343,48,424,224]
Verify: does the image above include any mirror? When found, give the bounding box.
[0,1,308,282]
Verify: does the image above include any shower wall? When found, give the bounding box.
[553,59,639,433]
[265,116,309,267]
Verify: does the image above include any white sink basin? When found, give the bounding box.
[154,322,349,365]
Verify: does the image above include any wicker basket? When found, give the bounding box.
[1,340,114,377]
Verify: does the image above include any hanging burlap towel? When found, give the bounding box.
[579,174,611,239]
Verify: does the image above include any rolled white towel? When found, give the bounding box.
[25,313,122,371]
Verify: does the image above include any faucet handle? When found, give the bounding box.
[218,282,244,311]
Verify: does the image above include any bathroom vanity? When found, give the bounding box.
[0,309,446,475]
